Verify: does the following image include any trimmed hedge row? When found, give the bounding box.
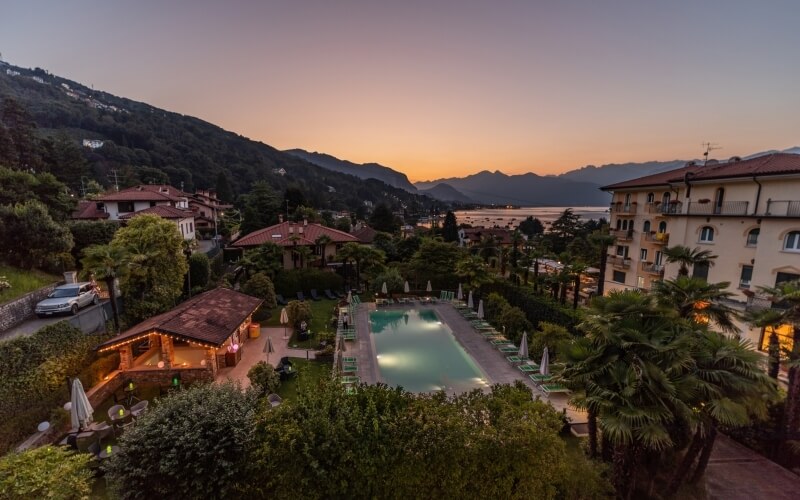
[273,269,343,296]
[0,322,112,453]
[479,282,581,333]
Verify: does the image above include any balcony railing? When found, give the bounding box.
[647,202,683,214]
[608,255,631,269]
[746,295,773,312]
[686,201,749,216]
[764,200,800,217]
[610,229,634,241]
[642,232,669,245]
[641,262,664,275]
[610,204,636,213]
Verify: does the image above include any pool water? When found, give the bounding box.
[370,309,488,393]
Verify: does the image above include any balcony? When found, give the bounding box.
[608,255,631,269]
[610,203,636,213]
[764,200,800,217]
[647,202,683,215]
[642,232,669,245]
[610,229,634,241]
[686,201,749,216]
[641,262,664,275]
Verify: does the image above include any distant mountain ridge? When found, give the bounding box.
[417,183,475,203]
[285,149,418,192]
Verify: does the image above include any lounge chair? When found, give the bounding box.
[335,290,345,298]
[490,338,510,345]
[540,384,570,395]
[343,356,357,364]
[267,393,283,407]
[506,356,523,363]
[518,364,539,373]
[324,289,337,300]
[340,375,359,384]
[342,364,358,372]
[130,400,149,418]
[344,386,356,395]
[297,291,306,301]
[310,289,322,301]
[498,345,518,353]
[276,294,288,306]
[529,374,553,384]
[340,331,356,341]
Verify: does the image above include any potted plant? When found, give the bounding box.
[698,198,711,204]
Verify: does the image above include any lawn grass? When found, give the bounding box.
[261,298,340,348]
[276,358,333,400]
[0,263,59,304]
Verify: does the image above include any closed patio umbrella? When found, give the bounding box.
[457,283,463,301]
[540,346,550,376]
[404,281,410,293]
[264,335,275,362]
[519,331,529,359]
[346,291,352,304]
[477,299,484,319]
[381,282,388,295]
[467,290,474,309]
[70,378,93,432]
[280,307,289,340]
[426,280,432,292]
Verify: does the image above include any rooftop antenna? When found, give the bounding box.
[701,142,721,166]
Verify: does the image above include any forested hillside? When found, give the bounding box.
[0,62,434,214]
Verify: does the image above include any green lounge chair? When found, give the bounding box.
[540,384,570,395]
[344,386,356,395]
[340,332,356,341]
[340,376,359,384]
[490,338,510,345]
[343,356,357,364]
[529,374,553,384]
[518,364,539,373]
[342,364,358,372]
[498,345,518,353]
[506,356,523,363]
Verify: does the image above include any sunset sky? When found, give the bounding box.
[2,1,799,181]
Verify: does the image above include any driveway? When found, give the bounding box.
[0,302,108,342]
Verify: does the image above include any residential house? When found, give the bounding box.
[352,225,377,245]
[94,184,195,240]
[71,200,110,221]
[188,189,231,236]
[601,153,800,350]
[119,205,196,240]
[458,227,515,248]
[231,220,360,270]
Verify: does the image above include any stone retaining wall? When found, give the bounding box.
[0,283,59,332]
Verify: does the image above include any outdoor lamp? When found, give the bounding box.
[118,408,124,417]
[106,445,112,455]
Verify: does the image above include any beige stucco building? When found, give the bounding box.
[601,153,800,350]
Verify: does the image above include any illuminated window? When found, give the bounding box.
[699,226,714,243]
[784,231,800,252]
[760,324,794,353]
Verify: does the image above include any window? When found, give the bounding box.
[612,270,626,283]
[117,201,134,213]
[150,201,157,207]
[784,231,800,252]
[662,192,671,205]
[190,222,194,232]
[699,226,714,243]
[643,220,651,233]
[693,262,709,281]
[776,272,800,286]
[739,265,753,289]
[640,249,648,261]
[746,228,759,247]
[622,219,629,230]
[616,219,622,230]
[760,325,795,354]
[714,188,725,214]
[658,221,667,233]
[616,245,628,257]
[646,192,655,203]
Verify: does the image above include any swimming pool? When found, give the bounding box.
[370,308,488,393]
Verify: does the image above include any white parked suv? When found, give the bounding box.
[35,282,99,317]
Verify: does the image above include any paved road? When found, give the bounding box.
[0,302,108,342]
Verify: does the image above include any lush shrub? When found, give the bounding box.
[68,220,119,262]
[273,268,343,296]
[105,383,257,499]
[247,362,281,396]
[370,267,404,294]
[0,322,103,453]
[210,251,225,281]
[241,272,277,309]
[188,252,210,289]
[481,282,580,333]
[0,446,94,499]
[285,300,312,330]
[529,322,572,361]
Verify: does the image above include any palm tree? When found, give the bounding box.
[747,280,800,462]
[455,255,492,290]
[663,245,717,277]
[570,261,588,310]
[314,235,332,268]
[651,277,738,332]
[294,245,313,269]
[589,231,616,296]
[81,244,130,332]
[477,235,497,264]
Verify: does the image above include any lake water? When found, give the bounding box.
[454,206,608,229]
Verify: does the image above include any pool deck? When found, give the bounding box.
[353,301,586,425]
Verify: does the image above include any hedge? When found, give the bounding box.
[273,269,343,296]
[479,282,580,333]
[0,322,110,453]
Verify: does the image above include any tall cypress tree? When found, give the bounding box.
[215,171,234,203]
[442,211,459,242]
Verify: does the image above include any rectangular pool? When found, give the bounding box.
[370,308,488,393]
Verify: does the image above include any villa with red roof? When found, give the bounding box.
[232,220,360,270]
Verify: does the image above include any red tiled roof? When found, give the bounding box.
[232,221,360,247]
[71,200,110,220]
[97,184,189,202]
[97,288,263,350]
[118,205,194,220]
[461,227,513,245]
[352,225,377,244]
[602,154,800,190]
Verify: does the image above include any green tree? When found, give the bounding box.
[241,242,284,280]
[105,383,257,499]
[0,201,74,269]
[652,276,738,332]
[441,210,458,242]
[215,171,234,203]
[247,361,281,396]
[188,252,211,289]
[663,245,717,278]
[545,208,582,254]
[314,234,332,267]
[283,185,307,214]
[110,214,188,323]
[530,321,571,361]
[0,446,93,500]
[370,267,404,295]
[0,97,39,171]
[518,216,544,237]
[455,255,493,290]
[368,203,399,233]
[68,220,118,261]
[334,217,351,233]
[240,181,281,235]
[285,299,312,331]
[408,239,463,290]
[0,166,75,221]
[81,244,130,331]
[40,132,88,191]
[241,272,277,309]
[498,305,532,343]
[588,230,616,296]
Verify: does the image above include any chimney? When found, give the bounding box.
[303,219,308,226]
[299,226,304,234]
[288,225,293,234]
[278,214,283,223]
